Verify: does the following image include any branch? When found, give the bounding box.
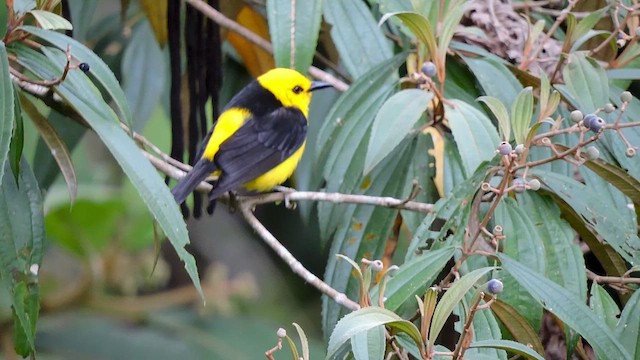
[238,201,361,311]
[183,0,349,92]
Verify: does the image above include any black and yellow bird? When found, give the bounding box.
[171,68,331,207]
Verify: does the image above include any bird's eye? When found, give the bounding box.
[292,85,304,94]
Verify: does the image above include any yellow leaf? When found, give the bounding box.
[140,0,168,46]
[227,6,274,77]
[423,127,444,197]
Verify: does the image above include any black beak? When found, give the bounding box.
[308,81,333,92]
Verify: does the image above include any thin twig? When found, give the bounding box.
[238,201,361,311]
[184,0,349,91]
[587,270,640,285]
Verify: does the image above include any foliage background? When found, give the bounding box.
[0,0,639,359]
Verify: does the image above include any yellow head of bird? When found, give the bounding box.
[257,68,330,117]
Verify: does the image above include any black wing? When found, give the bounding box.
[171,158,218,205]
[207,107,307,200]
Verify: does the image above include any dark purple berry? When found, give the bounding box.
[497,141,512,155]
[78,62,90,72]
[582,113,598,128]
[587,116,606,132]
[421,61,436,78]
[487,279,503,294]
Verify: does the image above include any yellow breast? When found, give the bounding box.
[243,143,305,191]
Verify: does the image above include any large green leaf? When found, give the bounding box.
[519,192,586,300]
[315,54,404,242]
[535,170,640,265]
[0,42,14,185]
[364,89,432,175]
[324,0,393,79]
[562,52,609,112]
[19,25,133,130]
[0,159,43,356]
[267,0,323,74]
[446,100,500,175]
[121,19,165,132]
[326,307,422,360]
[407,161,492,258]
[369,247,456,311]
[322,140,417,339]
[495,198,545,329]
[12,44,203,299]
[499,254,631,359]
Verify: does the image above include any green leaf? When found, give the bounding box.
[511,87,533,146]
[0,159,44,356]
[19,26,134,130]
[267,0,323,74]
[582,155,640,212]
[380,11,437,61]
[315,54,404,242]
[370,247,456,311]
[499,254,631,359]
[407,162,492,257]
[562,52,609,112]
[322,139,418,339]
[326,307,422,360]
[589,283,620,330]
[477,96,510,141]
[429,266,496,345]
[351,326,384,360]
[364,89,432,175]
[494,198,545,329]
[469,339,545,360]
[0,42,14,184]
[13,45,204,299]
[519,192,587,300]
[615,289,640,358]
[122,19,165,132]
[462,56,522,108]
[445,99,500,174]
[28,9,72,30]
[438,0,467,66]
[20,94,77,204]
[535,171,640,265]
[490,299,545,356]
[324,0,393,79]
[570,5,609,45]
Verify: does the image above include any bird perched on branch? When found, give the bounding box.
[171,68,331,212]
